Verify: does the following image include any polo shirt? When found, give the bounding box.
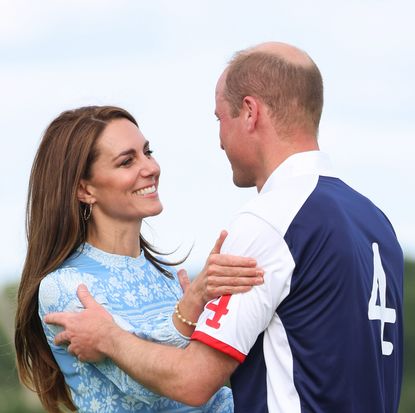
[192,151,403,413]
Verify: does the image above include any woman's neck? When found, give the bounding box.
[86,219,142,258]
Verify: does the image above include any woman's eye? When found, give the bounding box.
[145,149,154,158]
[120,157,133,167]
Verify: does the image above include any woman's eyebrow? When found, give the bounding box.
[112,148,136,161]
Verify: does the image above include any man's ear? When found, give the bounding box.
[242,96,259,132]
[77,179,96,204]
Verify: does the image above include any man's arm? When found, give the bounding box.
[103,328,237,406]
[46,285,239,406]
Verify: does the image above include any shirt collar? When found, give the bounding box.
[260,151,336,194]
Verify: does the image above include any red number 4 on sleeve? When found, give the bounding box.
[206,295,231,329]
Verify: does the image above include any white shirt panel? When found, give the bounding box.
[260,150,335,195]
[244,173,321,236]
[195,212,295,356]
[264,316,301,413]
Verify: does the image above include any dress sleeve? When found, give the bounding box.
[38,268,173,406]
[127,268,191,349]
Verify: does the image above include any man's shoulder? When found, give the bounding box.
[235,173,322,236]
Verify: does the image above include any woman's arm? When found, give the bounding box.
[38,270,181,407]
[172,230,264,337]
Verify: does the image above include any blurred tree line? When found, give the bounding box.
[1,259,414,413]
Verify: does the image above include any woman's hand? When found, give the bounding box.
[187,230,263,304]
[173,231,263,335]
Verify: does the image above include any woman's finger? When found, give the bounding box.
[210,230,228,255]
[207,274,264,286]
[205,264,263,278]
[178,269,191,293]
[208,254,257,267]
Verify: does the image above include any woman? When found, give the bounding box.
[14,106,263,413]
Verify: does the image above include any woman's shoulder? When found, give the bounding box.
[39,251,102,312]
[40,249,96,287]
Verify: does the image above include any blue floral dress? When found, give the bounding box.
[38,243,233,412]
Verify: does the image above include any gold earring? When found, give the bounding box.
[83,203,93,221]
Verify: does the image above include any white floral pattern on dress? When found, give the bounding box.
[39,243,233,412]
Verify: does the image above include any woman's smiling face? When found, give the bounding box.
[82,118,163,224]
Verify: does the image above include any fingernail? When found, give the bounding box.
[256,270,264,276]
[249,260,257,266]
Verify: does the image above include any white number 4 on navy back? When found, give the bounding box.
[368,242,397,356]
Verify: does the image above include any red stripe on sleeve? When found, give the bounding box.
[191,330,246,363]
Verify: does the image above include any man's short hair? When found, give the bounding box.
[224,50,324,134]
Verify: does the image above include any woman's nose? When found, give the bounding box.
[140,157,160,177]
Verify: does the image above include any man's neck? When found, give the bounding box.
[256,140,320,192]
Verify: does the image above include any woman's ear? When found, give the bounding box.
[77,179,95,204]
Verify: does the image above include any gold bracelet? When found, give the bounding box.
[174,301,197,327]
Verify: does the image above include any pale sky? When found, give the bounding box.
[1,0,414,285]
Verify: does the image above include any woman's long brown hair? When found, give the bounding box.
[15,106,178,412]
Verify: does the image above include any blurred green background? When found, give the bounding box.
[1,259,414,412]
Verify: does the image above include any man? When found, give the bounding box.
[46,42,403,412]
